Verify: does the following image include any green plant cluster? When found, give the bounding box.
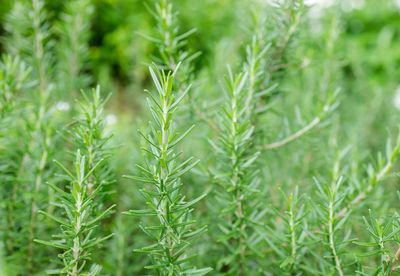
[1,0,400,275]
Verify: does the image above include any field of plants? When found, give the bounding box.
[1,0,400,275]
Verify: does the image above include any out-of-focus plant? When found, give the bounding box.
[3,0,57,273]
[35,150,114,275]
[210,70,265,275]
[55,0,93,99]
[35,87,115,275]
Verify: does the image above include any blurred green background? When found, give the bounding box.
[0,0,398,139]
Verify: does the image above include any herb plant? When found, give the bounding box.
[0,0,400,275]
[123,64,211,275]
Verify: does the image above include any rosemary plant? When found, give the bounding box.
[313,176,349,276]
[0,55,31,117]
[0,55,32,266]
[146,0,199,75]
[69,86,114,197]
[272,187,308,272]
[268,0,304,72]
[210,70,264,275]
[3,0,58,273]
[123,64,211,275]
[0,0,399,274]
[35,150,114,275]
[55,0,93,99]
[35,87,115,275]
[144,0,219,134]
[308,132,400,275]
[356,210,400,275]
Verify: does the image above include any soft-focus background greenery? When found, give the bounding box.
[0,0,398,144]
[2,0,400,274]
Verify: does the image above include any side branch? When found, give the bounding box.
[336,160,392,219]
[262,117,320,150]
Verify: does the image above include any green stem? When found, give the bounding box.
[328,201,343,276]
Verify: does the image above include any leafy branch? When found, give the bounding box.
[143,0,218,132]
[35,151,115,275]
[262,90,339,150]
[124,64,211,275]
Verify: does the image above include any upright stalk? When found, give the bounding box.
[328,201,344,276]
[212,71,264,274]
[231,77,246,274]
[124,64,211,275]
[27,0,53,272]
[35,88,115,274]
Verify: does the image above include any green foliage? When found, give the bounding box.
[1,0,400,275]
[273,187,307,271]
[123,64,211,275]
[0,54,33,274]
[70,86,114,196]
[55,0,93,98]
[312,176,349,276]
[210,70,263,274]
[35,151,114,275]
[356,210,400,275]
[0,55,31,116]
[35,87,115,275]
[1,1,58,273]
